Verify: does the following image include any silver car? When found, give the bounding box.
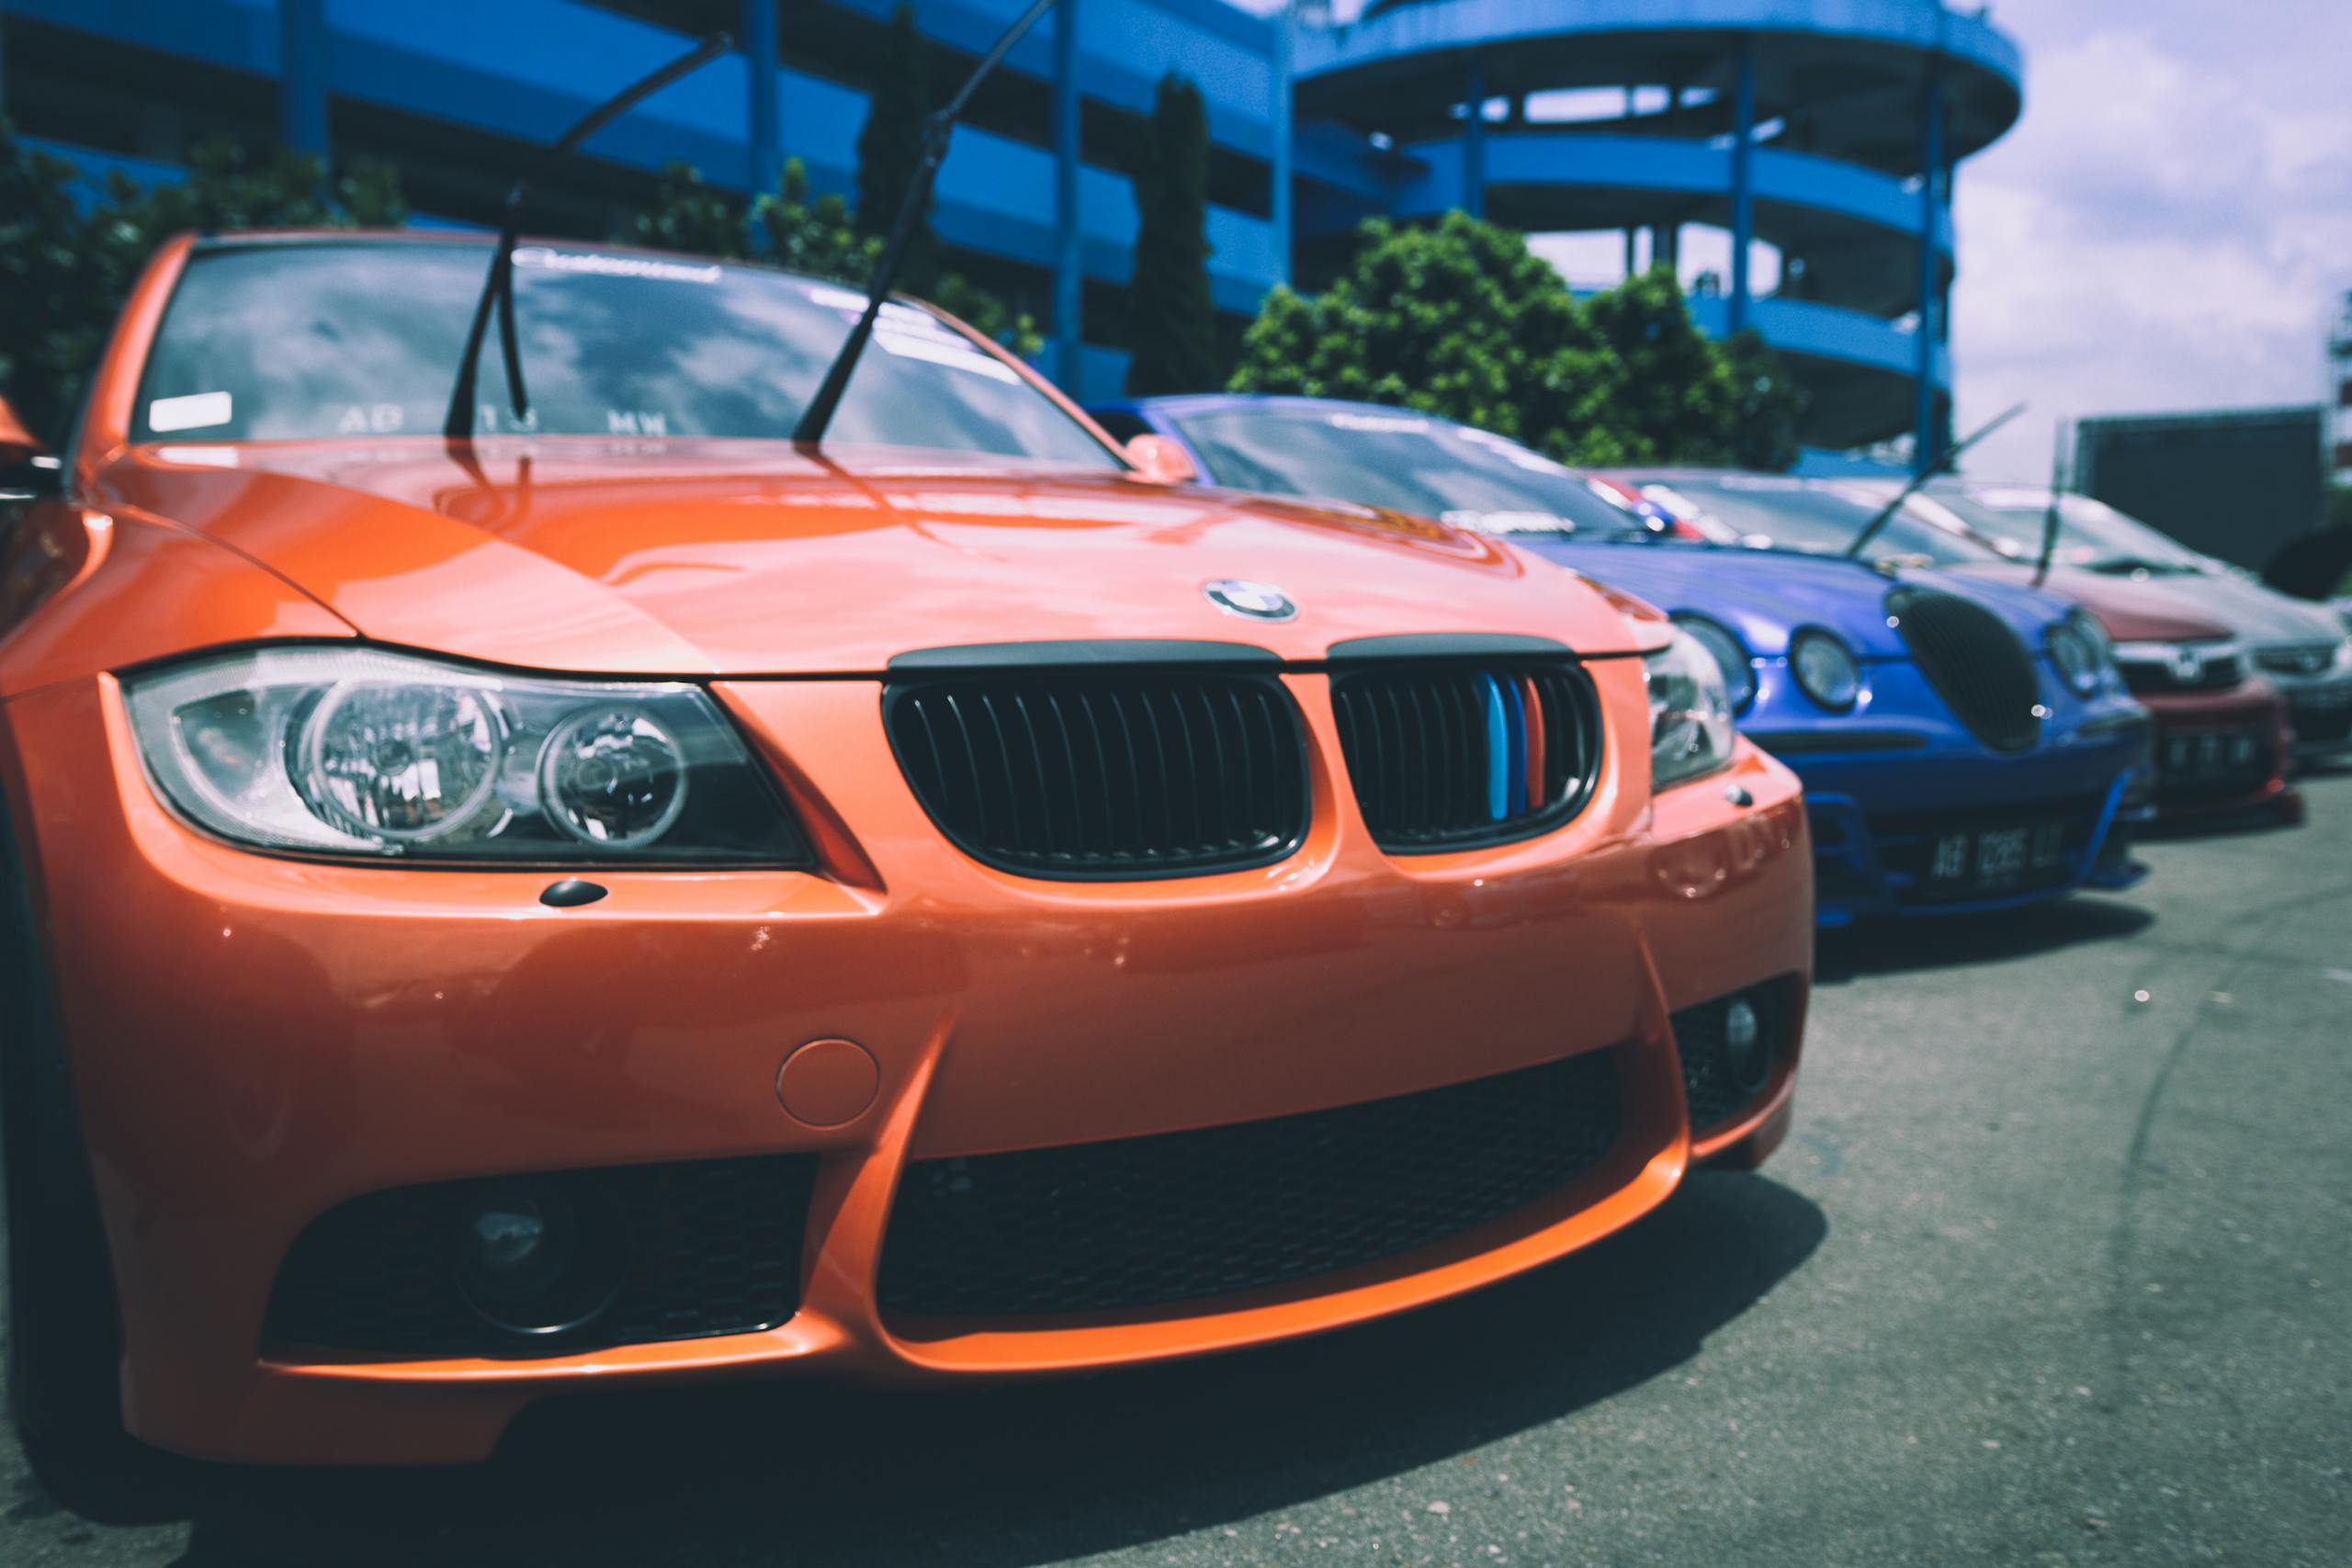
[1917,484,2352,765]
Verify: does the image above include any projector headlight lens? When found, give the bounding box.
[1645,627,1737,790]
[125,647,805,864]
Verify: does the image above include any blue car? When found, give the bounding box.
[1091,394,2154,925]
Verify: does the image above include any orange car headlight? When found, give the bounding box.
[121,647,807,865]
[1645,627,1736,790]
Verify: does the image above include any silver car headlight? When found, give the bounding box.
[1645,627,1736,790]
[123,647,806,863]
[2046,608,2113,697]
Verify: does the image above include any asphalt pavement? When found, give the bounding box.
[6,772,2349,1567]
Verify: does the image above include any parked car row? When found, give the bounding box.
[1092,395,2352,924]
[3,231,2342,1492]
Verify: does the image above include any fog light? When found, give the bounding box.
[1723,997,1772,1094]
[452,1180,623,1337]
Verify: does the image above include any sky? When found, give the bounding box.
[1256,0,2352,478]
[1945,0,2352,479]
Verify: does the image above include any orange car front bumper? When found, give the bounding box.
[4,664,1810,1463]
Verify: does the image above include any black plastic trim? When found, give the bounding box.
[1326,633,1573,663]
[888,639,1282,672]
[1331,658,1605,855]
[881,670,1311,882]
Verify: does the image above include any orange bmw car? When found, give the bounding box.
[0,231,1811,1478]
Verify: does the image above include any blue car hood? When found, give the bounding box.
[1516,538,2070,660]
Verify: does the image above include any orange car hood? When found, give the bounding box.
[100,439,1650,674]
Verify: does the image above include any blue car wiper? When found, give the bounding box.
[1842,402,2024,560]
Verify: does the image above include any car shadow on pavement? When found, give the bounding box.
[152,1172,1825,1568]
[1815,896,2154,985]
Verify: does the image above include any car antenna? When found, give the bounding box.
[1842,402,2024,560]
[443,33,735,443]
[2032,416,2068,588]
[791,0,1058,447]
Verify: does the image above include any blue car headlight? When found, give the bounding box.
[1788,628,1860,712]
[1671,614,1757,712]
[2046,608,2112,697]
[1645,627,1736,790]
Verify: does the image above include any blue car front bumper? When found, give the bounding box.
[1799,767,2151,926]
[1747,662,2155,927]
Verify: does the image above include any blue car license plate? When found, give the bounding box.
[1926,820,2069,894]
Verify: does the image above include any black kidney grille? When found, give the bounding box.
[876,1051,1621,1319]
[1330,661,1601,851]
[887,671,1308,878]
[1888,588,2042,752]
[264,1155,819,1359]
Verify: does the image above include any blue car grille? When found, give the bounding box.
[1330,660,1602,852]
[1887,588,2043,753]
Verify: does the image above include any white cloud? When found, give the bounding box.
[1951,20,2352,479]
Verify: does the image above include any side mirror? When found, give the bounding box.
[1124,434,1199,487]
[0,396,62,502]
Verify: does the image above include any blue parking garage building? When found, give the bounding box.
[0,0,2018,459]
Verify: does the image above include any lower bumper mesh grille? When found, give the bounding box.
[265,1155,819,1358]
[1673,985,1788,1137]
[877,1051,1623,1318]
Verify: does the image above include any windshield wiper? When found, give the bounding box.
[1841,402,2023,560]
[792,0,1057,446]
[443,33,735,443]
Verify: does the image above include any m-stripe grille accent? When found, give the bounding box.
[1331,661,1602,852]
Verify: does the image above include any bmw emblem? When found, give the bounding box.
[1203,579,1297,622]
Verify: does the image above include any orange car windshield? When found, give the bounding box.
[132,239,1119,467]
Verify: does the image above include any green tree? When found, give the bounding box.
[1720,327,1808,472]
[1231,214,1806,469]
[757,158,878,282]
[0,123,404,446]
[1581,265,1738,464]
[1230,212,1623,461]
[854,5,939,296]
[622,160,752,260]
[1124,74,1219,395]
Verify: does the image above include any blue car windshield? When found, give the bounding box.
[133,240,1121,468]
[1168,405,1650,536]
[1635,476,1993,567]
